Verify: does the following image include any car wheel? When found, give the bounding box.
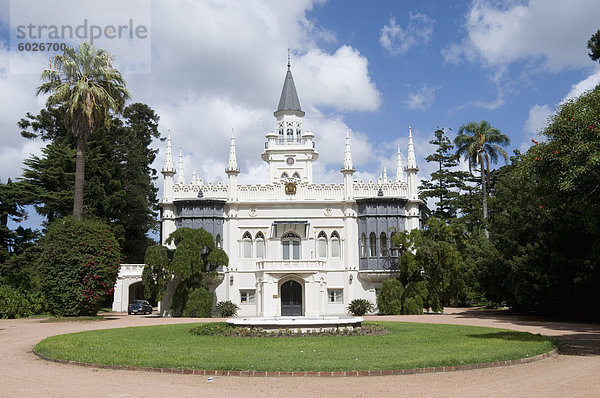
[128,312,132,315]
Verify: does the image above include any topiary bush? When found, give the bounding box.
[182,286,214,317]
[377,278,404,315]
[37,217,120,316]
[216,300,239,317]
[347,298,374,316]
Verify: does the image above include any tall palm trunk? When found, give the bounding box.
[479,154,489,238]
[73,134,86,220]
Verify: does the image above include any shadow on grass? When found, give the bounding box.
[467,331,550,342]
[454,308,600,356]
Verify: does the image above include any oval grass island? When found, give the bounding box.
[33,321,556,376]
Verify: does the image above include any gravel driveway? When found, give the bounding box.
[1,308,599,397]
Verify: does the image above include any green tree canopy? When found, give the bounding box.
[18,103,161,262]
[143,228,229,315]
[419,128,471,220]
[587,29,600,62]
[36,42,129,220]
[37,217,120,316]
[454,120,510,228]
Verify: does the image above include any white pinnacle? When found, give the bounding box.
[342,130,354,171]
[396,145,404,182]
[177,147,185,184]
[163,130,174,172]
[406,126,418,170]
[226,129,239,172]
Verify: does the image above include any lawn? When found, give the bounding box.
[34,322,555,372]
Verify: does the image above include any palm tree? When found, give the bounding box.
[454,120,510,229]
[36,42,129,220]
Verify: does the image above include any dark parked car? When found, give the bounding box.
[128,300,152,315]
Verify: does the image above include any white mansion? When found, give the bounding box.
[117,62,421,316]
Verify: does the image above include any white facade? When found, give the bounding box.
[159,63,420,317]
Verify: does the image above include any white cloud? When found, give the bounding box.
[380,13,434,56]
[1,0,385,209]
[405,84,437,110]
[524,104,553,135]
[443,0,600,71]
[562,68,600,102]
[294,46,381,112]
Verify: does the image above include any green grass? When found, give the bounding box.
[34,322,555,372]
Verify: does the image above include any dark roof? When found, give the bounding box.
[276,67,302,112]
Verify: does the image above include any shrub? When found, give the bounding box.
[188,323,390,337]
[347,298,374,316]
[377,278,404,315]
[37,217,120,316]
[0,285,32,319]
[182,287,214,317]
[216,300,239,317]
[402,296,424,315]
[189,322,229,335]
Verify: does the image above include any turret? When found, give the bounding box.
[261,55,318,184]
[161,131,175,202]
[405,126,420,231]
[225,130,240,200]
[405,126,418,199]
[160,131,177,247]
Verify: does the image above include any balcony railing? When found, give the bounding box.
[256,260,326,271]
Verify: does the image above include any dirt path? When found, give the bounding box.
[1,309,599,397]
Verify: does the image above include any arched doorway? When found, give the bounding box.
[128,282,145,303]
[281,280,302,316]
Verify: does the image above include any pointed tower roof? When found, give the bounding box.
[275,54,305,116]
[162,130,174,174]
[395,145,405,182]
[226,129,240,175]
[177,147,185,184]
[406,126,418,171]
[341,130,355,172]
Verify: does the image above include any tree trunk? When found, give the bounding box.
[73,134,86,220]
[480,157,489,238]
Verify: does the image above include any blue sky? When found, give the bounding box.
[1,0,600,232]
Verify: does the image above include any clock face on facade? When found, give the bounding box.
[286,157,295,165]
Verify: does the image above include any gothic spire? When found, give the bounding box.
[163,130,174,173]
[177,147,185,184]
[276,54,303,114]
[226,129,240,174]
[406,126,418,170]
[396,145,404,182]
[342,130,355,171]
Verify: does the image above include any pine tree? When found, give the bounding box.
[419,128,469,220]
[18,103,161,262]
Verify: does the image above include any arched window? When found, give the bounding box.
[281,172,288,180]
[278,129,284,136]
[255,232,265,259]
[317,231,327,258]
[287,128,294,142]
[369,232,377,257]
[292,172,300,180]
[330,231,340,258]
[242,232,252,258]
[215,234,221,249]
[380,232,388,256]
[282,232,301,260]
[390,232,398,257]
[360,233,367,257]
